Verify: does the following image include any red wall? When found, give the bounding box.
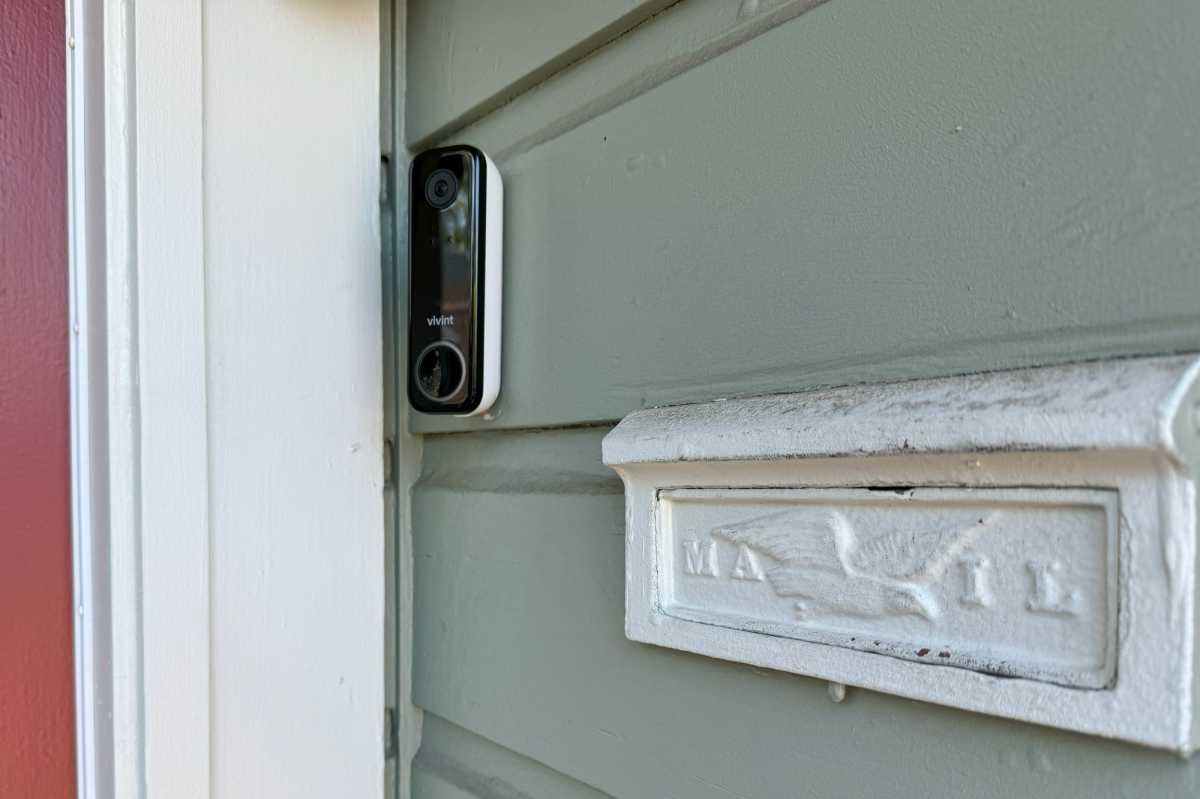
[0,1,78,795]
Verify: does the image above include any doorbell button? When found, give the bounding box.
[413,341,467,403]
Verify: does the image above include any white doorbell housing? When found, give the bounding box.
[408,145,503,416]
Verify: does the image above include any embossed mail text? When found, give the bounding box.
[659,488,1118,688]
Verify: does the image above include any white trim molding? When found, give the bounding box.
[605,355,1200,752]
[102,1,212,795]
[67,0,112,795]
[70,1,385,796]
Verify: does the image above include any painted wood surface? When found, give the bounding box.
[130,3,212,792]
[413,716,608,799]
[412,429,1200,798]
[383,3,425,798]
[0,2,76,795]
[403,0,1200,795]
[410,0,1200,433]
[203,2,384,796]
[406,0,676,145]
[99,1,385,796]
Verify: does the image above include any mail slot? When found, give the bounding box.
[603,355,1200,752]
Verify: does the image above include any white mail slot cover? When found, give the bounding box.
[603,355,1200,752]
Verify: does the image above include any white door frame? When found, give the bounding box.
[68,1,211,796]
[67,2,391,796]
[66,0,111,795]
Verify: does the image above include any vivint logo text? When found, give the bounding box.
[427,314,455,327]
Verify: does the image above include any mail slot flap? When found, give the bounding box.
[604,355,1200,752]
[602,355,1200,466]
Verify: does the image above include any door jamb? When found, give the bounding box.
[382,2,424,797]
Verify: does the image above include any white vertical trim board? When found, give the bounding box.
[100,0,144,793]
[133,1,212,793]
[202,1,383,796]
[102,0,212,795]
[76,1,386,796]
[66,0,111,795]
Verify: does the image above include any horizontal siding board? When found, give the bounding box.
[458,0,835,163]
[461,0,833,164]
[406,0,677,145]
[411,431,1200,798]
[417,427,622,493]
[414,714,612,799]
[411,0,1200,433]
[407,0,1200,793]
[412,769,478,799]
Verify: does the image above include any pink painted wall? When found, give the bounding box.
[0,1,78,795]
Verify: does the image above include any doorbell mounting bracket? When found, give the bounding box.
[408,145,503,416]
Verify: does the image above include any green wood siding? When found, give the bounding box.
[412,430,1200,797]
[407,0,676,144]
[411,0,1200,434]
[403,0,1200,794]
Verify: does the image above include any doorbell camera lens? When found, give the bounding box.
[424,168,459,210]
[414,342,466,402]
